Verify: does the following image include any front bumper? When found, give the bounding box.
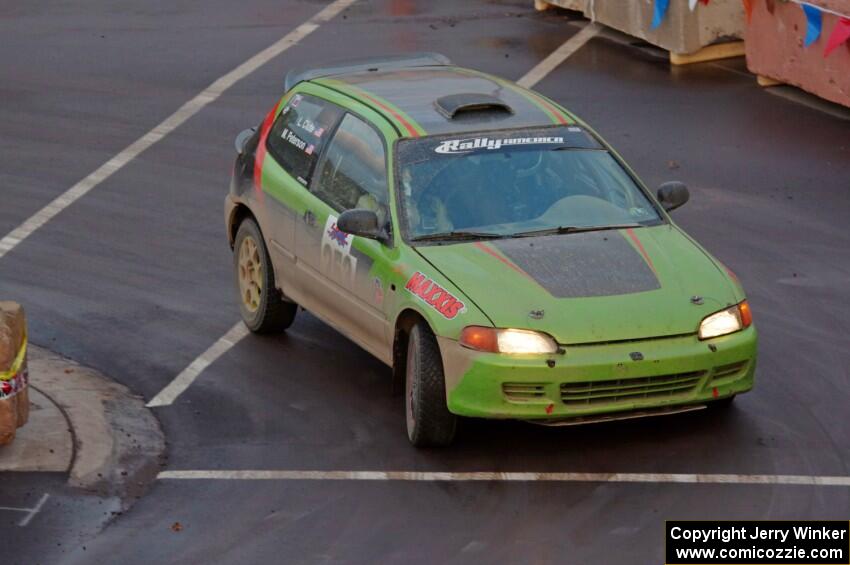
[439,326,757,420]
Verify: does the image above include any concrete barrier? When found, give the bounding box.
[746,0,850,108]
[536,0,745,62]
[0,302,28,445]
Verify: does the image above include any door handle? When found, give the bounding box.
[303,210,315,226]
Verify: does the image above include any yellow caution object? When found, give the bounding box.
[0,331,27,382]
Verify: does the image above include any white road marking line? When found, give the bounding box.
[0,493,51,527]
[147,322,249,407]
[157,470,850,487]
[18,493,49,527]
[0,0,358,260]
[517,22,602,88]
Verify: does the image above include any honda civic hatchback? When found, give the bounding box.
[224,53,757,446]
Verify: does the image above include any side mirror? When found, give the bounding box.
[235,127,257,155]
[336,209,389,243]
[657,181,690,212]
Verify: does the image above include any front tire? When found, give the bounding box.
[405,323,457,447]
[233,218,297,333]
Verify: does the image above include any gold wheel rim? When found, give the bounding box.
[238,236,263,313]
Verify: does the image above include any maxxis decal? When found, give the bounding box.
[405,272,466,319]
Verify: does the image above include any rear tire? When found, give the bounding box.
[233,218,297,333]
[405,323,457,447]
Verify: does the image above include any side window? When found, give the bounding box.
[266,93,342,186]
[312,114,388,221]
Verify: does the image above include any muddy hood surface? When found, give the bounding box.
[415,225,740,345]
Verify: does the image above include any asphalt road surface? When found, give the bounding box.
[2,1,849,563]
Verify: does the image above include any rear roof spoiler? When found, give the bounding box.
[283,52,452,92]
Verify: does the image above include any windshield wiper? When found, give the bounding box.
[510,223,644,238]
[410,230,504,243]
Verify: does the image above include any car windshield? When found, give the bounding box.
[395,126,663,241]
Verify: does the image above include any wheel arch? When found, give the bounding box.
[228,203,257,249]
[392,308,430,395]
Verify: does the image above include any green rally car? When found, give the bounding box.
[225,53,757,446]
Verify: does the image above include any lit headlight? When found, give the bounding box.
[460,326,559,354]
[698,301,752,340]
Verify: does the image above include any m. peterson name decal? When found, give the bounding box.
[435,136,565,155]
[405,272,466,319]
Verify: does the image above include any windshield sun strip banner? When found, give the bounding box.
[317,78,426,137]
[434,134,571,154]
[407,125,598,158]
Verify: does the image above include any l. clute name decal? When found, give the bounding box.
[405,272,466,319]
[435,136,565,154]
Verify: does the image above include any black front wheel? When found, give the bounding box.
[233,218,297,333]
[405,323,457,447]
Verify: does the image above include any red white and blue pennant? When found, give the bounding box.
[652,0,710,29]
[802,3,823,46]
[650,0,850,56]
[783,1,850,57]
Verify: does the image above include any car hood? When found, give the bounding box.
[413,225,739,345]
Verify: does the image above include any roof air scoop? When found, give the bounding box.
[434,93,513,119]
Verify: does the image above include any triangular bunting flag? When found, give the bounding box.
[824,17,850,57]
[651,0,670,29]
[689,0,710,10]
[802,4,822,47]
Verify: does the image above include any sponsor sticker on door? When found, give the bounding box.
[321,215,357,287]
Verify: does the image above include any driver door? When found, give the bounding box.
[294,112,393,362]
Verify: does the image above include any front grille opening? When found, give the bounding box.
[560,371,704,406]
[710,361,748,383]
[502,382,547,402]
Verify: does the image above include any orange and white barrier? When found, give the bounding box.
[745,0,850,108]
[534,0,746,62]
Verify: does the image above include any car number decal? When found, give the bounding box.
[320,215,357,288]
